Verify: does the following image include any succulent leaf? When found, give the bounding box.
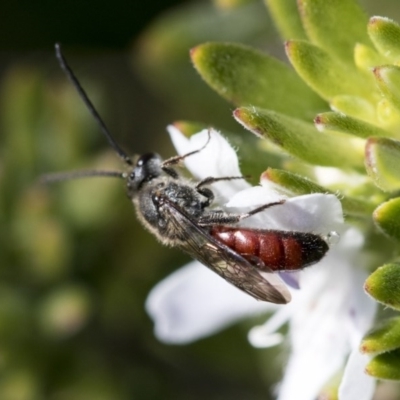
[365,137,400,191]
[330,95,376,124]
[170,121,206,137]
[262,168,374,217]
[373,65,400,114]
[285,40,376,102]
[135,1,272,123]
[315,112,390,139]
[365,264,400,310]
[264,0,307,40]
[361,317,400,355]
[368,17,400,62]
[297,0,371,64]
[213,0,256,9]
[376,98,400,131]
[233,106,364,169]
[366,349,400,380]
[191,42,326,120]
[373,198,400,241]
[354,43,387,73]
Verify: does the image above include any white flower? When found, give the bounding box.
[146,126,377,399]
[251,228,377,400]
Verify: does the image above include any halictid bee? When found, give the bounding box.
[44,44,330,304]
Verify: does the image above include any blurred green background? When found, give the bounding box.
[2,1,400,399]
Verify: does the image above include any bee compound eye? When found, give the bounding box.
[138,153,156,166]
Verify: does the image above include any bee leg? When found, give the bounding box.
[196,176,246,208]
[239,200,285,220]
[242,254,266,269]
[198,212,243,226]
[161,166,179,179]
[198,200,285,226]
[197,187,214,208]
[195,176,247,189]
[162,130,212,168]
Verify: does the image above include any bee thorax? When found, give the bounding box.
[135,178,204,243]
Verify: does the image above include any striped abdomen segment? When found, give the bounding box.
[210,226,328,271]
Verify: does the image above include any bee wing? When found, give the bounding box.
[165,202,291,304]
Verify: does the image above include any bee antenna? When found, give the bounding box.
[54,43,133,166]
[40,170,126,184]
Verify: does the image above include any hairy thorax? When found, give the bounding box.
[132,176,206,244]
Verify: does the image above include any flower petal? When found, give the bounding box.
[249,331,284,348]
[228,190,343,234]
[167,125,249,201]
[277,333,347,400]
[338,349,376,400]
[146,260,276,344]
[248,305,293,348]
[225,185,285,208]
[277,228,376,400]
[279,271,301,289]
[277,274,350,400]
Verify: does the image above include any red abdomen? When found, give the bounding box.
[210,226,328,271]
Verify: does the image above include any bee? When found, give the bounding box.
[44,44,329,304]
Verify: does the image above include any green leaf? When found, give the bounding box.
[170,121,206,137]
[365,264,400,310]
[361,317,400,355]
[373,198,400,241]
[135,1,272,124]
[191,42,327,120]
[330,95,376,124]
[366,349,400,380]
[264,0,307,40]
[262,168,323,195]
[263,168,375,217]
[354,43,387,73]
[38,285,92,338]
[368,16,400,61]
[297,0,370,64]
[376,98,400,132]
[374,65,400,113]
[285,40,376,102]
[315,112,390,139]
[213,0,256,9]
[365,137,400,191]
[233,106,364,169]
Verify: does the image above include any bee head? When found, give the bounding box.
[127,153,163,193]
